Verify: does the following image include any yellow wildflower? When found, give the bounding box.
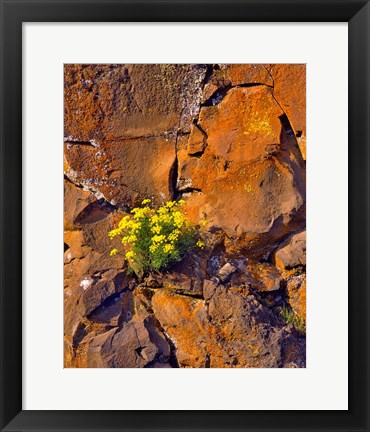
[158,206,169,215]
[110,248,118,256]
[152,234,166,244]
[168,231,179,242]
[196,239,205,249]
[151,224,162,234]
[163,243,175,253]
[118,215,130,229]
[142,198,151,205]
[125,250,135,259]
[149,244,158,253]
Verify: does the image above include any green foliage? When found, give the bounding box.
[281,306,306,334]
[109,199,205,277]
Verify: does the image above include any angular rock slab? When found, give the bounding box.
[275,231,306,270]
[86,315,170,368]
[64,64,207,141]
[64,136,177,207]
[199,86,284,164]
[222,64,274,87]
[270,64,306,159]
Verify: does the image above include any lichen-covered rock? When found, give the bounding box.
[151,289,209,368]
[64,136,178,208]
[178,86,305,257]
[198,86,284,164]
[151,288,305,368]
[64,64,207,141]
[207,286,305,368]
[64,64,207,207]
[187,124,207,155]
[246,262,282,292]
[222,64,273,87]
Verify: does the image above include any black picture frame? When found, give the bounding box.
[1,1,369,431]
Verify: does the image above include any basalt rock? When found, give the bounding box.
[275,230,306,270]
[86,314,171,368]
[269,64,306,159]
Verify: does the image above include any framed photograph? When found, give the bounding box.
[1,0,369,431]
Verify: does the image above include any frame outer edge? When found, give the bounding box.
[348,1,370,431]
[0,0,23,430]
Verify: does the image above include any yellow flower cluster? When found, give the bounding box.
[108,198,203,274]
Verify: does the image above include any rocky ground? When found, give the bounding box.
[64,64,306,368]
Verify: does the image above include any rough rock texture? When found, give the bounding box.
[64,64,306,368]
[86,314,170,368]
[286,274,306,324]
[64,64,206,207]
[151,287,305,368]
[275,231,306,270]
[179,84,305,258]
[274,231,306,324]
[269,64,306,159]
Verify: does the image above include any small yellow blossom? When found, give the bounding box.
[165,201,175,209]
[151,224,162,234]
[110,248,118,256]
[152,234,166,244]
[149,244,158,253]
[125,250,135,259]
[142,199,151,205]
[196,239,205,249]
[163,243,175,253]
[168,230,180,242]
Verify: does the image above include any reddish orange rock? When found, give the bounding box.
[198,86,283,163]
[178,85,305,256]
[270,64,306,159]
[64,136,177,207]
[181,156,304,255]
[151,287,305,368]
[187,124,206,155]
[64,64,206,142]
[223,64,273,87]
[151,289,209,367]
